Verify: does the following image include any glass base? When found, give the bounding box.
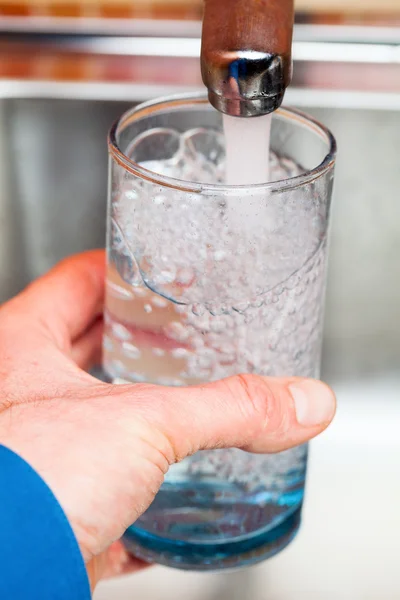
[122,506,302,571]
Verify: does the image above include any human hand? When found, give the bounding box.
[0,251,335,589]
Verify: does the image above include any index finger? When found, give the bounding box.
[8,250,105,348]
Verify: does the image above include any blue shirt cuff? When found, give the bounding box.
[0,445,91,600]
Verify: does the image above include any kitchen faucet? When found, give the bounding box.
[201,0,295,117]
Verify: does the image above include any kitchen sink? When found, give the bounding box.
[0,23,399,599]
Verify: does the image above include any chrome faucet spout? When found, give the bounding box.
[201,0,294,117]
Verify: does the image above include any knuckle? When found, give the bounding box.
[233,374,290,438]
[234,374,276,423]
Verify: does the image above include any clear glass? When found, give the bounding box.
[104,94,336,571]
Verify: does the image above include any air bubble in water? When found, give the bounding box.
[232,301,249,314]
[285,274,301,290]
[157,377,184,387]
[107,280,133,300]
[110,359,125,375]
[209,305,228,317]
[125,190,138,201]
[210,319,225,333]
[151,296,168,308]
[133,286,148,297]
[213,250,226,262]
[165,322,190,342]
[192,304,205,317]
[197,349,216,369]
[103,336,114,352]
[122,342,141,359]
[175,304,187,314]
[176,267,195,286]
[171,348,190,359]
[155,269,176,285]
[153,348,165,357]
[112,323,131,340]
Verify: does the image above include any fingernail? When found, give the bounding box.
[290,380,335,427]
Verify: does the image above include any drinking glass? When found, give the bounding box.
[104,93,336,571]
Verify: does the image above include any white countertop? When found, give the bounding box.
[95,379,400,600]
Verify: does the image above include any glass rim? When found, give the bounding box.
[108,92,337,195]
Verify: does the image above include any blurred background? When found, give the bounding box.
[0,1,399,598]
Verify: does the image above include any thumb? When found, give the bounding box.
[125,374,336,460]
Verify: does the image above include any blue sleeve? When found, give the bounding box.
[0,445,91,600]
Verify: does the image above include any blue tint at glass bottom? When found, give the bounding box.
[123,506,302,571]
